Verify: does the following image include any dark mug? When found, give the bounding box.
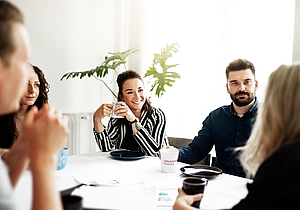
[61,195,83,210]
[182,177,208,208]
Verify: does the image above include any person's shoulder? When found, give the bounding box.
[264,141,300,170]
[203,104,232,121]
[275,141,300,158]
[210,104,230,114]
[152,107,165,115]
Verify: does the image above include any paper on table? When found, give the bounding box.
[73,174,144,187]
[72,185,156,210]
[156,187,178,206]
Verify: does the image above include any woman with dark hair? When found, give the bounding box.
[0,64,50,150]
[93,70,168,156]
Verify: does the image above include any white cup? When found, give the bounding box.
[160,148,179,173]
[111,102,125,118]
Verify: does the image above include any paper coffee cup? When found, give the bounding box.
[182,177,208,208]
[61,195,83,210]
[111,102,125,118]
[160,148,179,173]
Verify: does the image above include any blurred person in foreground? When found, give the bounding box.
[173,63,300,210]
[0,1,68,210]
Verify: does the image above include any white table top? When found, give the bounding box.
[14,152,252,210]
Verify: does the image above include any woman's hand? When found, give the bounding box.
[173,187,203,210]
[93,103,113,133]
[113,101,136,122]
[94,104,113,121]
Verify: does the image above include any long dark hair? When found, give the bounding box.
[32,65,50,109]
[116,70,153,118]
[0,65,49,148]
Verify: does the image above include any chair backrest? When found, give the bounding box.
[168,136,211,166]
[168,137,192,148]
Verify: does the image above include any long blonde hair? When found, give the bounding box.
[239,64,300,178]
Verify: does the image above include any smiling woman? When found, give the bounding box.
[0,65,49,149]
[93,70,169,156]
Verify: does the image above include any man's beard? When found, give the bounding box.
[230,91,255,107]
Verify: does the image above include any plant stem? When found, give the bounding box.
[93,75,118,99]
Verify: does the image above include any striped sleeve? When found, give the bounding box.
[134,107,168,156]
[93,118,121,152]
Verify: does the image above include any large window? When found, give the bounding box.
[122,0,295,138]
[12,0,295,138]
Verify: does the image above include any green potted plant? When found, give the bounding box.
[60,43,180,99]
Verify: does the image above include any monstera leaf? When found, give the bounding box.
[144,42,180,98]
[60,48,138,98]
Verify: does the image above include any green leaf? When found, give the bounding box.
[60,48,138,81]
[60,48,138,98]
[144,42,181,98]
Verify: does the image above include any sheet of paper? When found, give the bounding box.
[73,173,145,187]
[156,187,178,206]
[72,185,156,210]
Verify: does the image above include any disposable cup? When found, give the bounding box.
[61,195,83,210]
[111,102,125,118]
[160,148,179,173]
[182,177,208,208]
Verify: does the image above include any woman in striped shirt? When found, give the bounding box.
[93,70,168,156]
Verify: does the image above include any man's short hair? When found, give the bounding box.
[0,0,24,66]
[225,59,255,80]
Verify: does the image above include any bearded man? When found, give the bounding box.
[177,59,258,178]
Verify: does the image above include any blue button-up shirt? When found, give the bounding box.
[179,98,258,177]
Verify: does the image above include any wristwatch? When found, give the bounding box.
[128,118,138,125]
[128,118,141,131]
[134,121,142,131]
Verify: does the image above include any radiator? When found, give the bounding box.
[63,112,99,155]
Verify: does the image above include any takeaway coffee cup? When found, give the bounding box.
[182,177,208,208]
[61,195,83,210]
[111,102,125,118]
[160,148,179,173]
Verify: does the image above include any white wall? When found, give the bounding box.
[294,0,300,61]
[11,0,117,113]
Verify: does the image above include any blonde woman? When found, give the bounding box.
[173,64,300,210]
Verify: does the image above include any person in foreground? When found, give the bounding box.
[0,1,68,210]
[93,70,168,156]
[166,59,258,177]
[173,63,300,210]
[0,65,49,156]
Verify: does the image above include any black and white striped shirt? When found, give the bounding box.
[93,107,168,156]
